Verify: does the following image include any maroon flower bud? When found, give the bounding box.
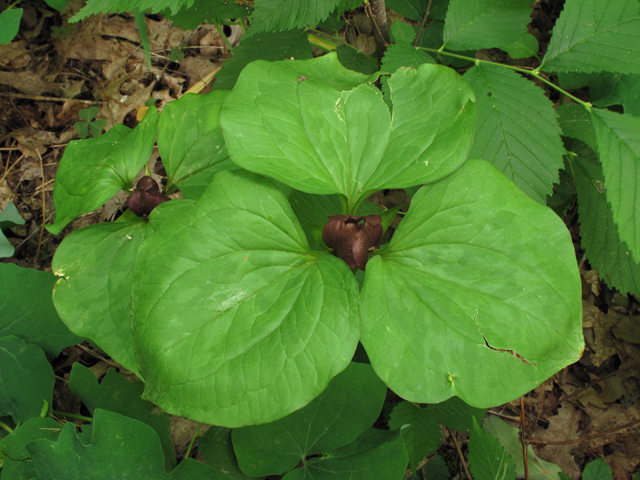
[322,214,383,270]
[128,176,170,217]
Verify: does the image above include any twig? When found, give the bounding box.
[15,212,54,249]
[75,343,122,370]
[529,418,640,445]
[52,410,93,423]
[0,92,102,105]
[447,427,471,479]
[365,2,389,59]
[184,423,202,459]
[414,0,433,46]
[520,397,530,480]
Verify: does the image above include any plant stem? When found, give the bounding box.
[416,46,592,109]
[0,420,14,433]
[52,410,93,423]
[184,423,202,459]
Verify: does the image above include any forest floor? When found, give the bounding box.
[1,1,639,478]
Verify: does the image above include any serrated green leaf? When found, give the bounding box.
[27,409,230,479]
[386,0,449,22]
[233,362,386,477]
[68,364,175,470]
[0,336,54,424]
[0,8,22,45]
[502,32,539,59]
[381,43,435,75]
[591,108,640,261]
[249,0,339,34]
[0,264,81,357]
[283,429,408,480]
[483,416,562,480]
[572,140,640,296]
[360,160,583,407]
[388,401,441,475]
[167,0,253,29]
[221,54,475,212]
[443,0,531,51]
[336,45,379,75]
[587,73,640,117]
[583,458,612,480]
[390,19,417,44]
[132,171,360,427]
[541,0,640,74]
[158,90,236,197]
[557,103,597,151]
[213,29,312,91]
[200,427,262,480]
[427,396,487,431]
[423,454,449,478]
[469,418,516,480]
[464,63,566,203]
[71,0,193,22]
[416,20,474,68]
[47,107,159,235]
[0,417,61,480]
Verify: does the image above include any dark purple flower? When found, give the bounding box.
[322,214,383,270]
[128,176,170,217]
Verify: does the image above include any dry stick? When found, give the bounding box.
[0,142,22,184]
[35,149,46,262]
[520,397,530,480]
[447,427,471,479]
[414,0,433,47]
[528,418,640,446]
[0,92,101,105]
[75,343,121,370]
[15,213,54,250]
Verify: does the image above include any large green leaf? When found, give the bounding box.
[131,170,360,427]
[590,108,640,261]
[26,409,231,479]
[70,0,194,21]
[540,0,640,74]
[221,53,475,212]
[232,362,386,477]
[469,419,516,480]
[249,0,340,33]
[572,140,640,296]
[69,363,175,470]
[52,201,192,375]
[464,63,566,203]
[284,429,408,480]
[158,91,236,198]
[0,336,54,424]
[360,160,583,407]
[47,107,159,235]
[0,263,81,357]
[557,103,597,151]
[443,0,532,51]
[200,427,263,480]
[167,0,253,29]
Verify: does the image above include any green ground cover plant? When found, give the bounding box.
[2,0,640,478]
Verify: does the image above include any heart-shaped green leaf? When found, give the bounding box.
[157,90,237,199]
[361,160,583,407]
[47,107,159,235]
[132,170,360,427]
[233,362,386,477]
[220,53,476,212]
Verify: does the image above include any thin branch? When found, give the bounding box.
[520,397,530,480]
[529,418,640,445]
[0,92,102,105]
[414,0,433,47]
[448,427,471,479]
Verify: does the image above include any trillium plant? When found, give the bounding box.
[48,53,583,432]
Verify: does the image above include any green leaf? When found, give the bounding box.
[27,409,231,479]
[0,263,81,357]
[427,396,487,431]
[79,106,99,122]
[158,90,235,197]
[388,401,441,475]
[416,20,474,68]
[200,427,263,480]
[423,454,449,478]
[591,108,640,261]
[213,29,312,91]
[572,140,640,296]
[390,19,417,44]
[336,45,379,75]
[233,362,386,477]
[386,0,450,22]
[0,336,54,424]
[43,0,68,10]
[47,107,160,235]
[167,0,253,29]
[131,171,360,427]
[556,103,597,151]
[283,429,408,480]
[0,201,25,258]
[583,458,612,480]
[502,32,539,59]
[464,64,566,203]
[381,44,436,75]
[0,8,23,45]
[540,0,640,74]
[89,119,107,137]
[360,160,583,407]
[249,0,339,33]
[443,0,532,51]
[221,53,476,212]
[68,363,175,470]
[469,418,516,480]
[70,0,194,22]
[483,416,562,480]
[586,73,640,117]
[0,417,61,480]
[74,121,89,138]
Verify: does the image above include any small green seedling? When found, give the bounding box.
[74,107,107,139]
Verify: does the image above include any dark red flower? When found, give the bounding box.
[322,214,383,270]
[128,176,170,217]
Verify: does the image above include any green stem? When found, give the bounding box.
[417,46,592,110]
[184,423,202,459]
[7,0,22,9]
[213,20,234,53]
[0,420,14,434]
[52,410,93,423]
